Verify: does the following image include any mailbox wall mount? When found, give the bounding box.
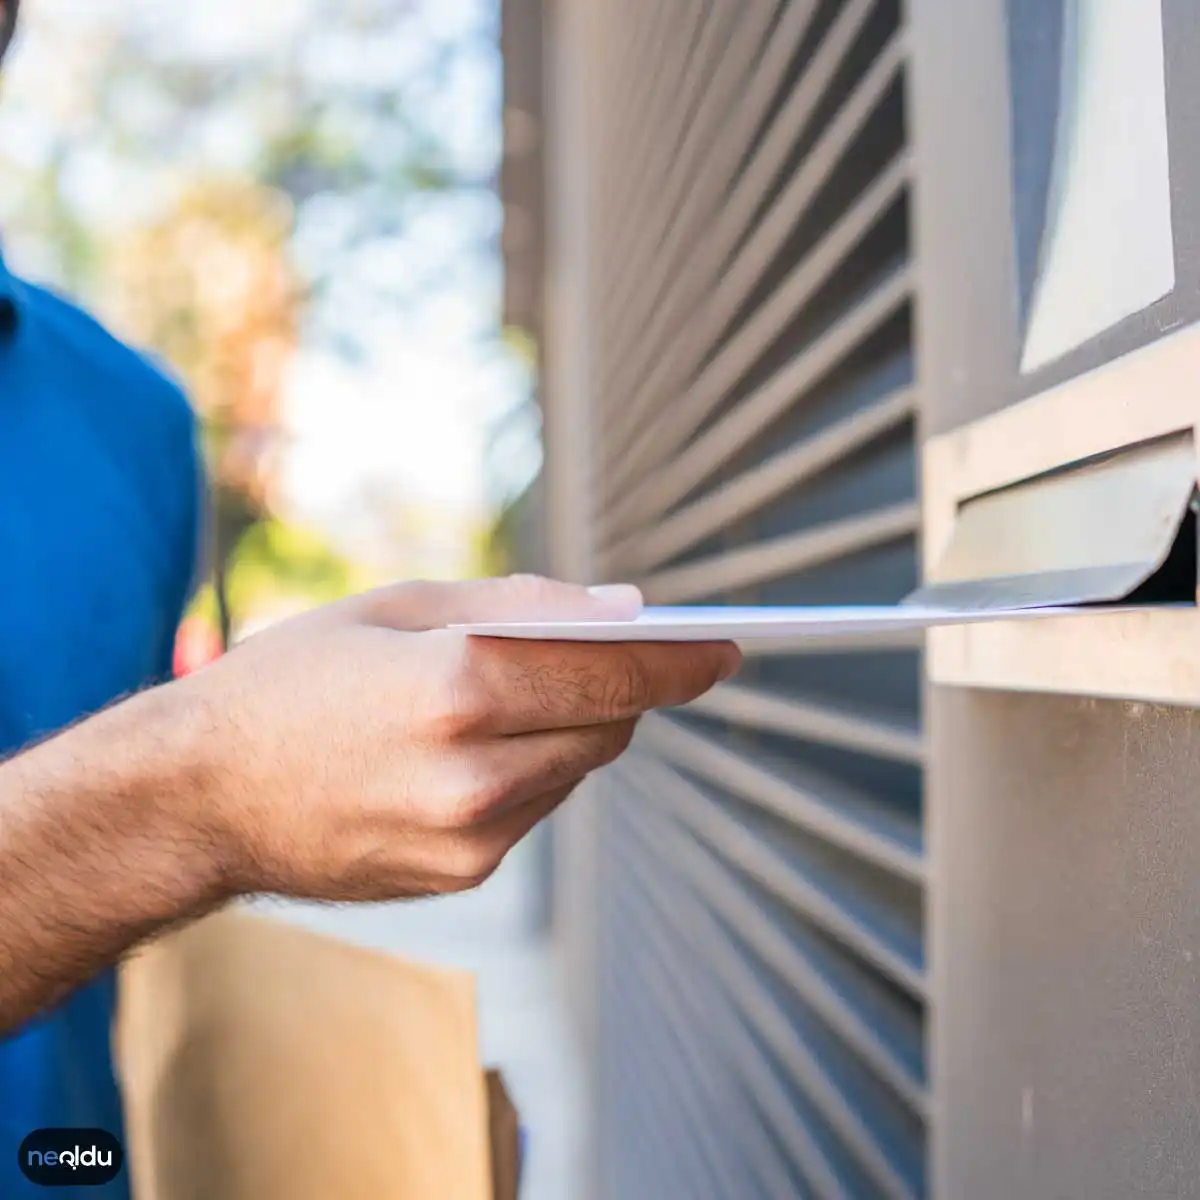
[923,320,1200,704]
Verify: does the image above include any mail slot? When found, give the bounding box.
[910,433,1197,611]
[919,320,1200,704]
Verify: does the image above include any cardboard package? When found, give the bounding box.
[116,909,519,1200]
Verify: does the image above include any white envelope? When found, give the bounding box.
[449,604,1109,642]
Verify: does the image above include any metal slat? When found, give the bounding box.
[604,830,734,1200]
[600,2,778,385]
[606,859,805,1200]
[600,0,779,326]
[737,628,922,657]
[604,1045,720,1200]
[618,799,921,1200]
[593,0,665,160]
[607,265,913,537]
[712,0,887,269]
[607,28,909,494]
[598,0,748,327]
[639,713,924,879]
[604,4,902,477]
[606,385,915,573]
[658,151,909,460]
[595,848,686,1200]
[596,0,824,437]
[625,807,921,1200]
[616,817,852,1199]
[688,28,907,372]
[686,680,925,764]
[641,500,919,603]
[620,757,928,1117]
[594,0,713,317]
[611,976,791,1200]
[624,748,926,996]
[591,1,686,308]
[523,1,930,1195]
[599,1013,697,1200]
[596,806,701,1200]
[600,969,728,1200]
[599,0,877,448]
[590,0,675,259]
[593,0,687,215]
[612,874,834,1200]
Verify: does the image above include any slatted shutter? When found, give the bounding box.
[504,2,926,1196]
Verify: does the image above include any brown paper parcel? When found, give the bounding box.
[116,909,517,1200]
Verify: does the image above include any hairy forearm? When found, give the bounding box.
[0,684,232,1031]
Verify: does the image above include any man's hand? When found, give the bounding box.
[180,575,739,900]
[0,575,739,1028]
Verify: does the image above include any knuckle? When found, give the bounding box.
[416,776,484,832]
[601,652,652,718]
[447,767,515,828]
[445,841,500,889]
[506,572,549,589]
[502,573,554,602]
[424,672,493,742]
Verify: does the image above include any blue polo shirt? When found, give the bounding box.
[0,249,201,1197]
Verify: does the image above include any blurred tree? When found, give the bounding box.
[111,178,299,644]
[1,0,497,353]
[224,517,359,618]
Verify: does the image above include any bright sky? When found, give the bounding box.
[0,0,538,574]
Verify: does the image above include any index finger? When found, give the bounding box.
[464,636,742,735]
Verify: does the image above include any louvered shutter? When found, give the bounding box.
[508,2,927,1196]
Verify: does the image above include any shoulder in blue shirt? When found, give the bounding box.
[0,250,202,1200]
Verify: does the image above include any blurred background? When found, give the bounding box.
[0,0,542,643]
[0,2,576,1198]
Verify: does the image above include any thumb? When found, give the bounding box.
[362,575,644,630]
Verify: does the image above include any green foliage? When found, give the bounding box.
[185,581,221,629]
[478,510,513,578]
[225,517,362,616]
[500,324,538,370]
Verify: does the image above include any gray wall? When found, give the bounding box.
[911,1,1200,1195]
[932,691,1200,1199]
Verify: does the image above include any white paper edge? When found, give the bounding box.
[447,604,1135,642]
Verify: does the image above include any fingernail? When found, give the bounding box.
[587,584,644,615]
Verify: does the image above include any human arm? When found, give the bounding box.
[0,575,739,1031]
